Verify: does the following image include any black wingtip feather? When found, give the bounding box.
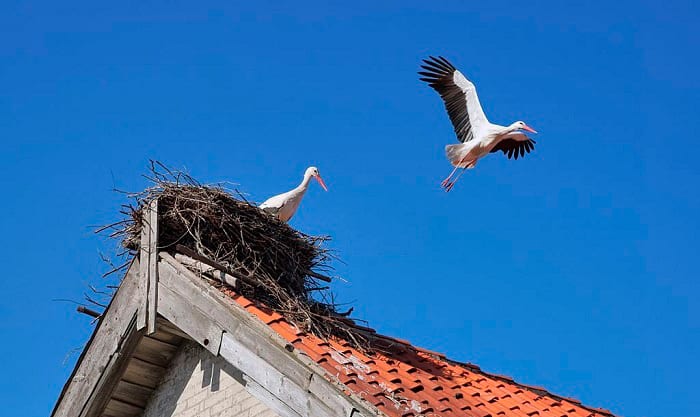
[424,56,452,72]
[421,62,449,74]
[436,56,456,70]
[419,65,444,75]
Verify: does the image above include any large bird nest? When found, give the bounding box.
[102,162,365,346]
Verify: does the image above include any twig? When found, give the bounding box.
[77,306,101,318]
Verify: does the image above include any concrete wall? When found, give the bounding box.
[142,342,279,417]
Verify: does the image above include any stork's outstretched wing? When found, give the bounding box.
[419,56,490,143]
[491,133,536,160]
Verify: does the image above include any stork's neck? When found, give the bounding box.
[489,124,515,135]
[296,173,313,192]
[497,124,514,134]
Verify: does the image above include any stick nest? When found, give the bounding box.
[104,162,365,347]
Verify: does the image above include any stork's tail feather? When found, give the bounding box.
[445,144,477,169]
[445,144,462,165]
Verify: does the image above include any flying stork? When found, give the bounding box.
[419,56,538,192]
[259,167,328,222]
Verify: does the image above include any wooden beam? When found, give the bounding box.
[173,252,240,288]
[111,379,153,408]
[173,244,262,288]
[81,316,144,417]
[158,252,239,342]
[133,335,180,367]
[154,316,192,340]
[242,375,302,417]
[76,306,101,318]
[137,213,149,330]
[220,333,328,417]
[120,357,167,389]
[103,398,144,417]
[147,199,159,335]
[51,259,142,417]
[147,319,187,345]
[157,280,224,355]
[138,199,159,334]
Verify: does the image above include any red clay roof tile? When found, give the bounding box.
[224,290,615,417]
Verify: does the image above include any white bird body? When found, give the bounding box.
[445,125,532,170]
[419,56,538,191]
[259,167,328,222]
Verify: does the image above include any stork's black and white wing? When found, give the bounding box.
[259,192,288,216]
[419,56,490,143]
[490,132,536,160]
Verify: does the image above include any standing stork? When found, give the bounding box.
[259,166,328,222]
[419,56,538,192]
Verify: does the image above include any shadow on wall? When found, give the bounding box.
[201,353,222,392]
[141,342,253,417]
[200,346,248,391]
[141,343,199,417]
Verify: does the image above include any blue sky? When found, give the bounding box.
[1,1,698,416]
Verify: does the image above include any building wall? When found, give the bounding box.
[142,341,279,417]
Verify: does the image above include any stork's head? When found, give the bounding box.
[512,121,538,134]
[305,166,328,191]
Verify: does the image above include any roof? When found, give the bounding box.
[222,289,615,417]
[52,237,617,417]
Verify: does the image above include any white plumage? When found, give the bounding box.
[259,167,328,222]
[419,56,538,191]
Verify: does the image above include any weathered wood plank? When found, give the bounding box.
[111,380,153,408]
[243,375,302,417]
[103,398,143,417]
[173,244,262,288]
[132,335,179,367]
[308,373,359,417]
[146,199,158,335]
[220,333,318,417]
[159,254,261,336]
[138,199,158,334]
[231,321,313,389]
[138,214,149,330]
[120,357,164,389]
[173,253,240,288]
[158,257,242,341]
[157,282,224,355]
[52,260,142,417]
[146,322,186,346]
[309,395,337,417]
[154,316,191,340]
[80,314,144,417]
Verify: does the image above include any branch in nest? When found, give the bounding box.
[77,306,101,318]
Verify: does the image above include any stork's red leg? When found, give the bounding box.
[441,166,460,188]
[445,168,467,192]
[442,154,470,191]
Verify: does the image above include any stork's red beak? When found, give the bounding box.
[315,175,328,191]
[522,124,538,134]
